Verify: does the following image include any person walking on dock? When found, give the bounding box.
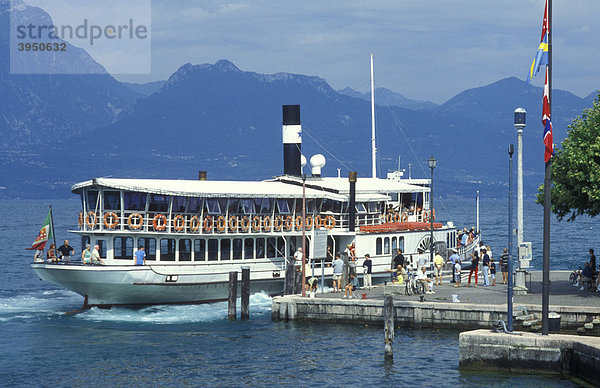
[468,251,479,287]
[362,254,372,290]
[332,253,344,292]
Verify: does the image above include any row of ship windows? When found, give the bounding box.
[82,189,380,215]
[85,236,287,261]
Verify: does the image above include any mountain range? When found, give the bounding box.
[0,1,597,200]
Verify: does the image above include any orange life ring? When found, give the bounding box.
[86,211,97,228]
[252,216,261,232]
[284,215,293,231]
[78,211,84,229]
[240,216,250,232]
[228,216,238,232]
[295,216,303,230]
[273,216,283,231]
[173,215,185,232]
[217,216,226,232]
[305,216,313,231]
[153,214,167,231]
[203,216,213,232]
[314,215,322,229]
[324,215,335,230]
[103,212,119,229]
[401,211,408,222]
[190,216,200,232]
[422,210,430,223]
[127,213,143,230]
[262,216,271,231]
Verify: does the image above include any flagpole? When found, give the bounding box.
[541,0,552,336]
[49,204,57,250]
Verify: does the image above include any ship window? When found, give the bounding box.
[207,239,218,261]
[256,238,265,259]
[103,191,121,211]
[189,197,202,213]
[276,199,290,214]
[81,236,90,253]
[398,236,405,253]
[277,237,285,258]
[240,199,255,215]
[194,239,205,261]
[97,239,107,257]
[149,194,169,212]
[355,203,367,214]
[321,199,333,213]
[172,197,188,213]
[306,199,317,214]
[124,191,147,211]
[228,199,240,214]
[138,238,156,260]
[86,190,99,212]
[254,198,262,213]
[384,237,390,254]
[376,238,382,255]
[205,199,220,214]
[260,198,272,214]
[114,237,133,260]
[368,202,378,212]
[233,238,243,260]
[267,237,276,257]
[179,239,191,261]
[392,237,398,252]
[244,238,254,259]
[331,201,342,213]
[160,239,175,261]
[221,239,231,260]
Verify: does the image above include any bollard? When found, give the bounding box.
[384,295,394,360]
[228,271,238,321]
[241,266,250,320]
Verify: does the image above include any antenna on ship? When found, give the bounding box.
[370,53,377,179]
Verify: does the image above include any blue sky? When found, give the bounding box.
[116,0,600,104]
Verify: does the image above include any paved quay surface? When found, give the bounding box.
[311,270,599,307]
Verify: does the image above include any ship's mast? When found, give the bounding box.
[371,53,377,178]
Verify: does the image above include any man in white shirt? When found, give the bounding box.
[417,266,434,294]
[91,244,105,265]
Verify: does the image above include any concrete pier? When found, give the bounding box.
[459,329,600,385]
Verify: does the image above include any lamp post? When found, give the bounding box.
[514,108,526,246]
[428,156,436,269]
[508,144,514,331]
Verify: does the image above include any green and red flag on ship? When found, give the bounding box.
[26,209,53,250]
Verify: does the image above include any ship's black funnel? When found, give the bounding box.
[282,105,302,176]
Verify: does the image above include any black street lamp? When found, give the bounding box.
[428,156,437,270]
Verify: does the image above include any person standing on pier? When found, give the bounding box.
[448,249,460,283]
[468,251,479,287]
[362,254,372,289]
[453,259,462,288]
[433,251,444,285]
[332,253,344,292]
[500,248,509,284]
[481,248,490,286]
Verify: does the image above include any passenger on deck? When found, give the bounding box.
[346,243,357,262]
[34,249,44,263]
[91,244,105,265]
[57,240,74,263]
[46,244,57,262]
[460,229,469,246]
[134,246,146,266]
[82,244,92,264]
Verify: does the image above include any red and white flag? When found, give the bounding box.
[542,67,553,163]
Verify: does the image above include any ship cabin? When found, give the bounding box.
[71,176,455,265]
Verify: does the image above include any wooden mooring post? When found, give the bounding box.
[241,266,250,320]
[228,271,238,321]
[384,295,394,360]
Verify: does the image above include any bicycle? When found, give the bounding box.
[568,267,581,286]
[405,270,425,295]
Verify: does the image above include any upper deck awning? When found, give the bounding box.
[71,178,390,202]
[271,176,430,194]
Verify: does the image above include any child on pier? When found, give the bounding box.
[454,260,462,288]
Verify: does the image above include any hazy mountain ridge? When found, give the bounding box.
[337,86,438,110]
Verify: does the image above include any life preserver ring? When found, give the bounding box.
[305,216,313,231]
[252,216,261,232]
[190,216,200,232]
[86,211,97,228]
[103,212,119,229]
[422,210,430,223]
[228,216,238,232]
[173,215,185,232]
[127,213,143,230]
[203,216,213,232]
[314,215,322,229]
[284,215,293,231]
[295,216,303,230]
[78,212,84,229]
[262,216,271,231]
[401,211,408,222]
[240,216,250,232]
[324,215,335,229]
[153,214,167,231]
[274,216,283,231]
[217,216,226,232]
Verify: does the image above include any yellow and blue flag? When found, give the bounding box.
[526,0,549,82]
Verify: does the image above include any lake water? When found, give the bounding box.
[0,197,594,386]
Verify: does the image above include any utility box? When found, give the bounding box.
[518,242,532,269]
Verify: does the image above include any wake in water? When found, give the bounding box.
[0,289,81,322]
